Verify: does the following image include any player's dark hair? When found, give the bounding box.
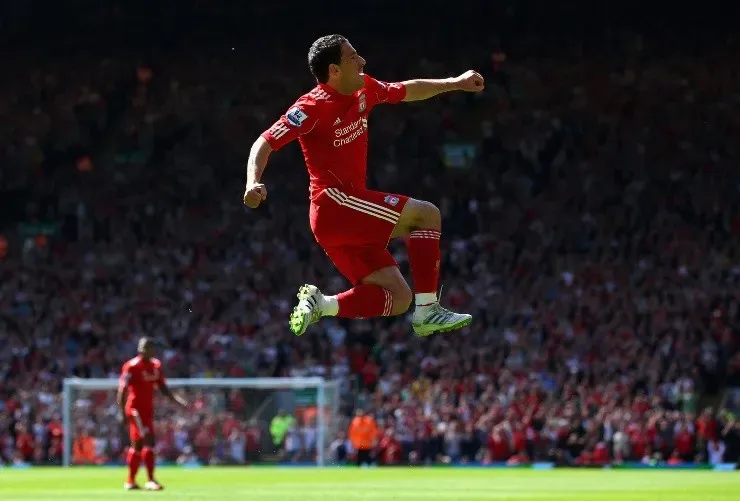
[308,34,347,83]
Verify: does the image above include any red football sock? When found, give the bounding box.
[407,229,441,301]
[142,447,155,481]
[126,448,141,483]
[337,284,393,318]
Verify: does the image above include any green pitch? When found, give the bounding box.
[0,467,737,500]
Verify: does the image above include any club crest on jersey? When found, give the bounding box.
[286,107,308,127]
[384,195,399,206]
[358,93,367,113]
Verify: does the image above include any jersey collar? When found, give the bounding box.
[318,83,354,100]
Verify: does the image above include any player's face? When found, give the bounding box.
[338,42,365,92]
[140,342,154,359]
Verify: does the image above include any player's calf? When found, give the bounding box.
[142,446,156,483]
[393,199,444,305]
[126,445,142,486]
[393,198,473,335]
[289,280,409,336]
[361,266,412,315]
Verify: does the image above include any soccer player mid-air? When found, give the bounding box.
[244,35,484,337]
[118,337,188,491]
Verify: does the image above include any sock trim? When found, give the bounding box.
[382,289,393,316]
[415,292,438,306]
[410,230,441,240]
[322,295,339,317]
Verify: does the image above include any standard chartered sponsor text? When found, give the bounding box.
[333,118,367,147]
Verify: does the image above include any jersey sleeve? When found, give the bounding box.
[261,97,320,151]
[364,74,407,105]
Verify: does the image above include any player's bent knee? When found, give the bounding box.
[400,199,441,231]
[419,201,441,229]
[390,286,412,315]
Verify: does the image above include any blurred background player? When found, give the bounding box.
[118,337,188,491]
[243,35,484,338]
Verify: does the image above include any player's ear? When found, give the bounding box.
[328,63,341,79]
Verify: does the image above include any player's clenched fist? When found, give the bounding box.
[243,183,268,208]
[454,70,485,92]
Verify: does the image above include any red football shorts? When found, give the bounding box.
[126,407,154,441]
[310,187,409,285]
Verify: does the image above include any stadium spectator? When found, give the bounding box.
[269,409,296,459]
[329,431,351,464]
[72,428,96,465]
[378,428,402,465]
[348,408,378,466]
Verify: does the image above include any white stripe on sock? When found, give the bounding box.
[410,230,441,239]
[383,289,393,316]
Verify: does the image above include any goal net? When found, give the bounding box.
[62,377,342,467]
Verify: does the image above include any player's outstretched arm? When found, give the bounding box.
[160,382,189,409]
[244,137,273,209]
[401,70,485,102]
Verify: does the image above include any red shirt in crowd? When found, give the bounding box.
[697,416,717,441]
[16,432,34,458]
[629,429,648,459]
[631,398,650,415]
[222,417,239,438]
[378,434,402,465]
[194,428,214,458]
[348,346,368,374]
[511,428,526,452]
[362,360,379,388]
[674,429,694,456]
[246,426,261,453]
[488,431,510,460]
[576,451,592,465]
[48,438,63,460]
[592,442,610,465]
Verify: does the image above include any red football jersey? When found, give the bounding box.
[261,74,406,201]
[119,355,165,411]
[378,435,402,464]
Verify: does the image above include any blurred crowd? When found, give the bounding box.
[2,20,740,468]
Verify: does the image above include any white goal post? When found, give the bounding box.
[62,377,341,467]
